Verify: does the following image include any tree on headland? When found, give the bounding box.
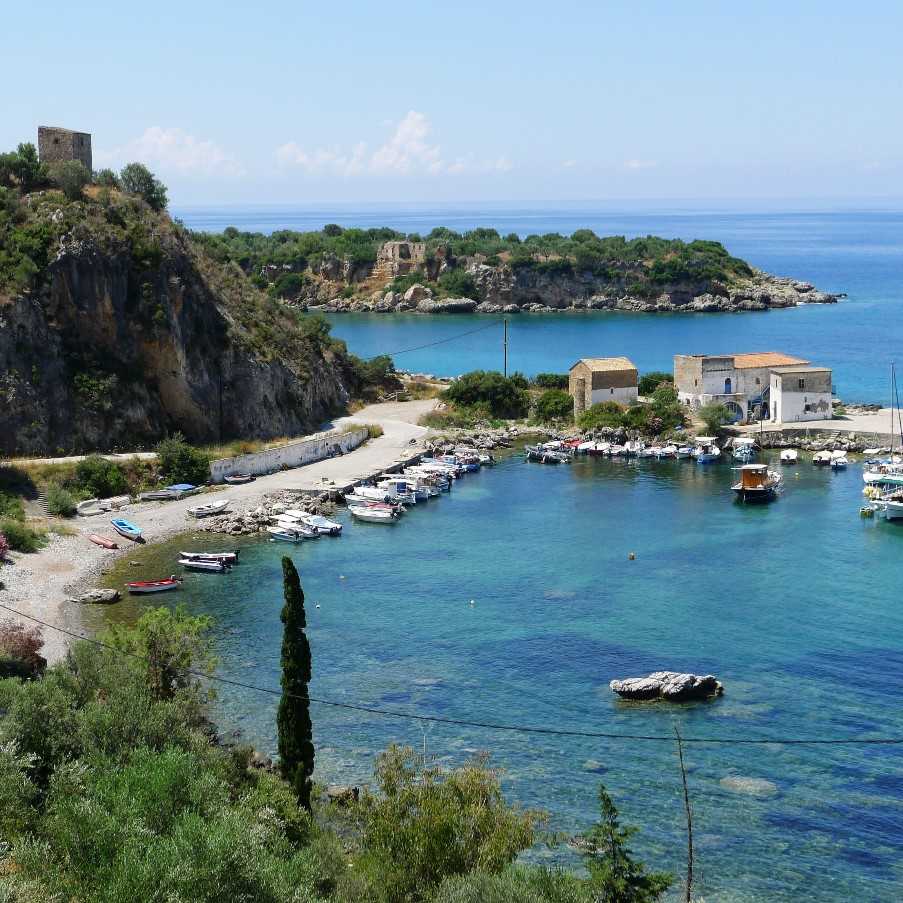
[582,785,672,902]
[120,162,168,211]
[277,556,314,810]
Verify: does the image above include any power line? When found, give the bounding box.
[383,320,503,357]
[2,601,902,747]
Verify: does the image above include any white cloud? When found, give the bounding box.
[561,159,577,168]
[624,159,657,171]
[96,127,243,177]
[276,112,511,177]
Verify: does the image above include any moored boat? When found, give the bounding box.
[179,557,231,573]
[693,438,721,464]
[126,576,182,594]
[186,499,231,518]
[179,550,239,563]
[300,514,343,535]
[350,505,399,523]
[111,518,143,542]
[732,437,757,461]
[731,464,782,503]
[266,526,306,543]
[87,533,119,549]
[780,449,799,464]
[830,450,849,469]
[812,451,832,466]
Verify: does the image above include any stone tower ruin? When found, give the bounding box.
[38,126,92,172]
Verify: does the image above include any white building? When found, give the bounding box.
[569,357,638,415]
[674,352,833,423]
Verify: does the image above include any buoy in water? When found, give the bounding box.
[469,599,475,606]
[316,603,321,608]
[628,552,636,560]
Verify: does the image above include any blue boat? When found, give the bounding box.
[111,518,143,542]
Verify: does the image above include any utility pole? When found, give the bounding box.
[503,319,508,377]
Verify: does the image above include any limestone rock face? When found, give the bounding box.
[403,283,432,303]
[416,297,478,314]
[609,671,723,702]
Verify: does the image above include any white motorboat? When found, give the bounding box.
[693,438,721,464]
[732,437,757,461]
[830,450,849,469]
[656,444,678,459]
[812,451,832,466]
[347,485,393,503]
[350,505,399,523]
[675,445,693,458]
[179,550,239,563]
[179,557,231,573]
[266,525,306,542]
[780,449,799,464]
[300,514,343,535]
[186,499,231,518]
[624,440,645,456]
[273,516,319,538]
[378,477,424,502]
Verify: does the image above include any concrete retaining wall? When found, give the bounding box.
[210,428,369,482]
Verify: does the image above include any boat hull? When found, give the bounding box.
[732,487,777,503]
[127,580,181,594]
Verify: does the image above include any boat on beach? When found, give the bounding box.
[731,464,783,503]
[111,518,143,542]
[186,499,231,518]
[87,533,118,549]
[126,576,182,594]
[223,473,255,484]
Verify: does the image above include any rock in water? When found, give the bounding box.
[720,776,778,796]
[68,588,120,605]
[609,671,723,702]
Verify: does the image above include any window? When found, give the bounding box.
[610,388,614,395]
[755,377,760,385]
[724,377,732,394]
[798,379,805,389]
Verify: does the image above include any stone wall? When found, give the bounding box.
[209,427,369,482]
[38,126,92,172]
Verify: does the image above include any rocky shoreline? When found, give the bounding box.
[303,267,842,316]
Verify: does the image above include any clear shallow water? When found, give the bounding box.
[103,454,903,902]
[176,205,903,403]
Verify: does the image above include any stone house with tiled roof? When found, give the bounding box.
[569,357,638,415]
[673,352,833,423]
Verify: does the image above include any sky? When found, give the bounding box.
[5,0,903,206]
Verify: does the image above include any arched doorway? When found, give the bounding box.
[724,400,744,423]
[724,377,732,394]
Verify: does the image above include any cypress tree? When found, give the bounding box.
[277,556,314,810]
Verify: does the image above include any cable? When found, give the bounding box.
[382,320,503,357]
[2,601,901,747]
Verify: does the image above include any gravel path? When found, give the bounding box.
[0,400,435,662]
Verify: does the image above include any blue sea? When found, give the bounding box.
[140,205,903,901]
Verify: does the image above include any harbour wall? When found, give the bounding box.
[209,428,369,482]
[733,427,897,450]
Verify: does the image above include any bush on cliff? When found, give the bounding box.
[438,269,479,299]
[49,160,91,201]
[44,483,77,517]
[155,434,210,486]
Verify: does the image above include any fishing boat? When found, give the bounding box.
[87,533,118,549]
[347,485,393,503]
[830,450,849,469]
[126,576,182,594]
[656,444,678,459]
[731,464,783,503]
[478,453,496,466]
[693,438,721,464]
[350,505,399,523]
[186,499,231,518]
[266,525,306,543]
[273,516,319,538]
[780,449,799,464]
[179,557,231,573]
[179,550,239,563]
[378,477,427,502]
[299,514,343,535]
[732,437,757,462]
[812,451,832,466]
[224,473,255,484]
[675,445,693,459]
[138,489,182,501]
[111,518,143,542]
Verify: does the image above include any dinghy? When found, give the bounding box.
[186,499,231,518]
[77,498,105,517]
[830,450,849,469]
[812,451,832,466]
[273,516,318,538]
[266,526,305,543]
[780,449,798,464]
[111,518,143,542]
[179,557,231,573]
[179,550,239,564]
[87,533,119,549]
[126,576,182,594]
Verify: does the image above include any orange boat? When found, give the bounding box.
[87,533,119,550]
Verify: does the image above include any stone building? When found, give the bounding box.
[673,352,833,423]
[373,241,427,279]
[569,357,638,415]
[37,126,92,172]
[769,367,833,423]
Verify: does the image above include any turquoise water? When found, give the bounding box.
[152,207,903,899]
[118,454,903,902]
[177,205,903,403]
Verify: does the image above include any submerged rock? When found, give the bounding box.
[609,671,724,702]
[720,776,778,796]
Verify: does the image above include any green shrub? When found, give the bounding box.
[533,373,569,390]
[49,161,90,201]
[533,389,574,423]
[94,168,120,188]
[638,371,673,395]
[119,162,168,211]
[699,402,730,434]
[74,455,128,498]
[577,401,625,431]
[444,371,529,419]
[0,519,45,553]
[44,483,77,517]
[155,433,210,485]
[438,268,479,299]
[0,490,25,521]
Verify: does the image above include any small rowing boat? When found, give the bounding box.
[87,533,119,549]
[179,557,231,573]
[179,550,239,563]
[126,576,182,595]
[186,499,231,518]
[111,518,143,542]
[224,473,255,484]
[295,513,342,535]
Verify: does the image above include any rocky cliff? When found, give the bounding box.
[0,192,354,456]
